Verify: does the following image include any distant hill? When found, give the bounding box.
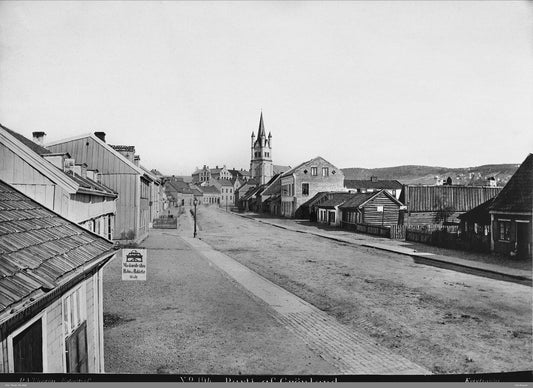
[341,164,520,186]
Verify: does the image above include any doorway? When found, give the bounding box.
[13,319,43,372]
[516,222,530,259]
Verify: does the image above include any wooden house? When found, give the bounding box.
[399,184,502,226]
[235,178,259,208]
[280,156,344,218]
[339,190,404,228]
[0,180,116,373]
[46,132,158,243]
[316,193,355,227]
[260,174,283,215]
[0,125,117,240]
[489,154,532,259]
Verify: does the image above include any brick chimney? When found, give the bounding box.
[134,155,140,167]
[32,131,46,145]
[94,132,106,142]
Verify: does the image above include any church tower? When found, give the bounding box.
[250,112,273,185]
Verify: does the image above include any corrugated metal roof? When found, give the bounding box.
[0,179,114,313]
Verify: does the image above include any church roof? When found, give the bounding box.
[257,112,266,139]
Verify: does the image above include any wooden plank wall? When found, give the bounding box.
[362,193,400,226]
[48,138,139,240]
[404,185,501,212]
[0,144,70,217]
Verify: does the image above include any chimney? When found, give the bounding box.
[64,158,75,172]
[87,169,99,182]
[94,132,106,142]
[370,176,378,182]
[73,163,88,178]
[43,153,68,169]
[32,131,46,145]
[134,155,140,167]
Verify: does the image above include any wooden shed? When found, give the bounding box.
[340,190,403,228]
[400,185,502,226]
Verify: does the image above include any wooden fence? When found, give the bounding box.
[341,221,397,238]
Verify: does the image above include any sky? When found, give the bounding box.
[1,1,532,176]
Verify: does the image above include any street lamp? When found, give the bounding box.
[193,197,198,238]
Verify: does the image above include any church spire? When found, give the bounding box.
[257,112,266,139]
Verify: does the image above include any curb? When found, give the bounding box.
[228,210,532,286]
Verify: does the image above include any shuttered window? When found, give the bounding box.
[63,285,88,373]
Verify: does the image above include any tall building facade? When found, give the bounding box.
[250,112,273,185]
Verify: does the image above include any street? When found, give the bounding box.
[102,206,532,375]
[195,206,532,374]
[102,212,336,374]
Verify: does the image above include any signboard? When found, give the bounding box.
[122,249,147,281]
[376,206,384,212]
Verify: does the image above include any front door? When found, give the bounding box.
[328,211,335,225]
[13,319,43,372]
[516,222,530,259]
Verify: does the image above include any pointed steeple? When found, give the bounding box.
[257,112,266,139]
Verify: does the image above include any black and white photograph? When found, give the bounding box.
[0,0,531,384]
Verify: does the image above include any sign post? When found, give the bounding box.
[122,249,147,281]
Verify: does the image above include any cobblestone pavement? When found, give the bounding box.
[183,210,431,375]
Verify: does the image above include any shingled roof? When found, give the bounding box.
[339,192,382,210]
[0,180,115,322]
[66,171,118,198]
[316,192,355,209]
[489,154,533,214]
[199,186,220,195]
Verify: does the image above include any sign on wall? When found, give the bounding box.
[122,249,147,281]
[376,206,384,212]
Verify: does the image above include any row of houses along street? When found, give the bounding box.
[0,113,531,377]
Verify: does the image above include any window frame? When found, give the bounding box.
[498,220,511,242]
[7,311,48,373]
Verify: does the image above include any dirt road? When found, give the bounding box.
[195,206,532,374]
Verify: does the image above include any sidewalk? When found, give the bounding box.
[103,210,338,374]
[183,210,431,375]
[231,211,531,285]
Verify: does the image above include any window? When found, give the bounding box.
[63,285,88,373]
[141,179,149,199]
[302,183,309,196]
[11,316,44,372]
[311,167,317,176]
[322,167,329,177]
[498,221,511,241]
